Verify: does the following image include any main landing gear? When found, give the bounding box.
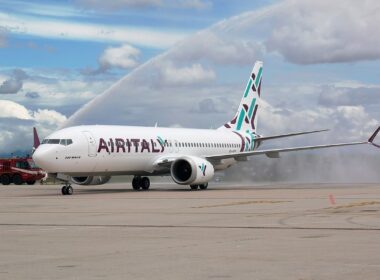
[61,183,73,195]
[132,176,150,191]
[190,183,208,190]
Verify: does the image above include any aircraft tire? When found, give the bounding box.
[141,177,150,190]
[132,176,141,190]
[190,185,198,190]
[199,183,208,190]
[27,180,36,185]
[66,186,73,195]
[62,186,73,195]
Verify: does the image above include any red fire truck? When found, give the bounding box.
[0,157,46,185]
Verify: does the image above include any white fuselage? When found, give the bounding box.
[33,125,247,176]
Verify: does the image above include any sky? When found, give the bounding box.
[0,0,380,156]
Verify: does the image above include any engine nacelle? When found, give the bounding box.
[70,176,111,185]
[170,156,214,185]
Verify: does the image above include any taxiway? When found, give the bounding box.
[0,183,379,279]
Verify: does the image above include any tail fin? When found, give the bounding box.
[33,127,40,152]
[220,61,263,135]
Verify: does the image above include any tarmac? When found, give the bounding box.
[0,182,379,280]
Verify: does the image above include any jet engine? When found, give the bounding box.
[70,176,111,185]
[170,156,214,185]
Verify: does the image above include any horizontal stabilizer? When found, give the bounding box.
[207,141,368,161]
[256,129,329,142]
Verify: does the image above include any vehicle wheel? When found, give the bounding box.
[13,174,23,185]
[141,177,150,190]
[61,186,68,195]
[190,185,198,190]
[199,183,208,190]
[26,180,36,185]
[1,174,11,185]
[132,176,141,190]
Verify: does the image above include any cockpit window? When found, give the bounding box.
[47,139,60,144]
[41,139,73,146]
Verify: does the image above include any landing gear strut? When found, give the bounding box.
[132,176,150,190]
[61,183,73,195]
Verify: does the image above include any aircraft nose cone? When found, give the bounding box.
[33,146,55,172]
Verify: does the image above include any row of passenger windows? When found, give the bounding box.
[163,142,239,148]
[41,139,73,146]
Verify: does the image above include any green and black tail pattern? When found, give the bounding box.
[222,61,263,135]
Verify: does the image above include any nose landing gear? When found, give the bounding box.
[61,183,73,195]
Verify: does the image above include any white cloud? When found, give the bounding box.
[159,62,216,86]
[0,100,31,119]
[318,86,380,107]
[99,44,140,70]
[171,31,264,65]
[0,78,23,94]
[18,74,113,111]
[265,0,380,64]
[0,100,67,153]
[260,101,378,142]
[0,100,67,125]
[33,109,67,126]
[0,11,187,49]
[0,69,28,94]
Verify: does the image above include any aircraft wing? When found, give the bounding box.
[208,126,380,161]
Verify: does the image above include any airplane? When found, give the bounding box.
[32,61,380,195]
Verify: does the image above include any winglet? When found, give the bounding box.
[368,126,380,148]
[33,127,40,150]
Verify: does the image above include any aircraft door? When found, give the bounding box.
[82,131,97,157]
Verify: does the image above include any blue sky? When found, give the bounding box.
[1,0,380,155]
